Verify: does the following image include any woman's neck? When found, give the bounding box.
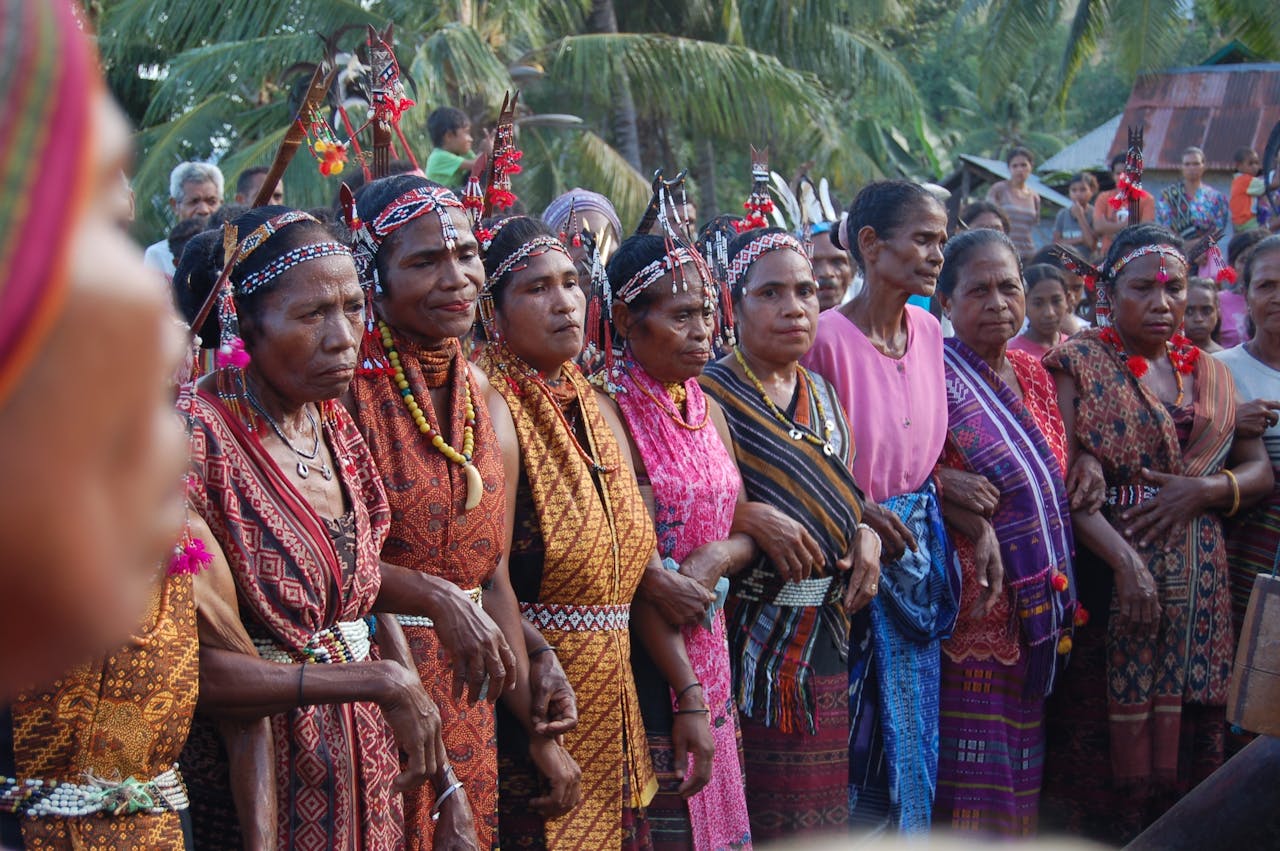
[845,285,911,356]
[967,339,1009,376]
[738,345,797,388]
[1115,328,1167,361]
[244,369,308,435]
[1023,325,1059,347]
[1248,330,1280,370]
[1184,177,1201,195]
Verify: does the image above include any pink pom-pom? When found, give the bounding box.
[216,337,251,369]
[169,536,213,576]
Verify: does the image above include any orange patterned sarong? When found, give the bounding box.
[480,346,658,850]
[11,573,199,849]
[353,334,507,849]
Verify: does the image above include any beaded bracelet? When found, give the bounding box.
[528,645,557,660]
[1223,469,1241,518]
[431,780,465,821]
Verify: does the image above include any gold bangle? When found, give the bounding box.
[1223,469,1240,518]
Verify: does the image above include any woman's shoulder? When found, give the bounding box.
[1042,327,1107,372]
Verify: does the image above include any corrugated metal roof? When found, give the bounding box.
[1110,64,1280,171]
[1040,114,1123,174]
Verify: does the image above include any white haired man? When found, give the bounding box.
[141,161,223,280]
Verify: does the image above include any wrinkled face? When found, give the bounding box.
[1182,286,1220,345]
[968,210,1006,234]
[810,230,853,311]
[240,252,364,406]
[1180,151,1206,184]
[1110,249,1189,349]
[172,178,221,222]
[494,247,583,373]
[1247,250,1280,340]
[614,262,714,383]
[377,208,483,345]
[939,243,1025,351]
[1025,277,1068,341]
[1069,181,1091,204]
[861,200,947,297]
[1009,155,1033,183]
[735,248,821,365]
[0,94,189,695]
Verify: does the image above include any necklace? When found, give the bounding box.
[628,366,709,431]
[245,387,333,481]
[491,346,614,474]
[1099,328,1197,406]
[379,321,483,511]
[734,347,835,455]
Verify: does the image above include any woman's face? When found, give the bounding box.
[939,243,1025,352]
[1110,250,1189,350]
[1068,181,1091,204]
[1247,249,1280,341]
[1025,277,1068,341]
[377,207,483,345]
[1009,156,1033,184]
[0,94,189,693]
[735,249,821,366]
[494,247,584,373]
[860,200,947,298]
[613,262,714,383]
[1182,286,1220,346]
[1180,151,1206,185]
[1062,268,1086,311]
[241,253,364,406]
[968,211,1007,233]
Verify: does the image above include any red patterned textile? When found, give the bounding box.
[181,369,402,851]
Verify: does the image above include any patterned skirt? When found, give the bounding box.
[934,653,1044,836]
[738,671,849,842]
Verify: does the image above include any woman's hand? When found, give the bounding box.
[1112,546,1161,637]
[1235,399,1280,439]
[860,502,917,563]
[639,567,715,627]
[1066,451,1106,513]
[1119,468,1212,550]
[528,648,578,738]
[528,736,582,818]
[672,711,715,799]
[679,541,733,593]
[936,467,1000,517]
[733,502,824,583]
[967,518,1005,617]
[841,525,883,614]
[377,661,446,793]
[432,587,518,705]
[431,782,480,851]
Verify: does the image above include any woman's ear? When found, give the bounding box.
[610,300,633,342]
[857,225,880,268]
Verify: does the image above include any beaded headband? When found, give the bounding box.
[725,231,811,296]
[1108,243,1186,281]
[351,185,465,292]
[616,246,701,305]
[236,210,316,267]
[484,236,572,294]
[237,242,352,296]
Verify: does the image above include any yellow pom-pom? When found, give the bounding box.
[331,161,344,176]
[1057,635,1073,655]
[314,141,328,155]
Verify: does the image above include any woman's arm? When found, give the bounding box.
[631,595,714,798]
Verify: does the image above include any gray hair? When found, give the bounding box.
[168,161,224,201]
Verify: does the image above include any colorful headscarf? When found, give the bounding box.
[542,189,623,242]
[0,0,97,406]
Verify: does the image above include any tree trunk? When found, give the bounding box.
[694,137,719,219]
[587,0,643,172]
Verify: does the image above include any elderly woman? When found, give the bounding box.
[930,230,1080,835]
[0,4,191,846]
[1041,223,1272,843]
[476,217,713,849]
[348,174,579,849]
[802,180,965,832]
[178,207,446,851]
[1217,235,1280,635]
[597,233,755,850]
[699,228,879,840]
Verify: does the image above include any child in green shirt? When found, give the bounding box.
[425,106,491,188]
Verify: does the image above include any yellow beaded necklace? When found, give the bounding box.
[379,321,483,510]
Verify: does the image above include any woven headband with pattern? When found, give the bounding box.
[367,185,464,244]
[1108,243,1186,280]
[483,235,572,295]
[616,246,702,305]
[237,242,353,296]
[725,231,810,295]
[235,210,316,267]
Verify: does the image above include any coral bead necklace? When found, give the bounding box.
[379,321,483,510]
